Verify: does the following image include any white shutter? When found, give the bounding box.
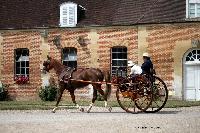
[60,2,77,27]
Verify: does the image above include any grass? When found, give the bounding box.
[165,100,200,108]
[0,100,200,110]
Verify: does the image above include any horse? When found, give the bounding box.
[43,55,112,113]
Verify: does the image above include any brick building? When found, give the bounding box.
[0,0,200,100]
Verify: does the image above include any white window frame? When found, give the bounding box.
[186,0,200,18]
[60,2,77,27]
[14,48,29,77]
[111,47,127,77]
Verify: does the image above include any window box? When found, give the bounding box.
[14,75,29,84]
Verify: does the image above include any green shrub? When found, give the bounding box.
[39,86,58,101]
[0,83,8,101]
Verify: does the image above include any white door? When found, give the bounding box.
[185,65,200,101]
[184,49,200,101]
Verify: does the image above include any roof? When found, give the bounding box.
[0,0,187,29]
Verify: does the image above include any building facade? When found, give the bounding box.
[0,0,200,100]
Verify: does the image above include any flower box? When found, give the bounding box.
[15,75,29,84]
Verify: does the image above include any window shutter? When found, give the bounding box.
[60,3,77,27]
[62,6,68,26]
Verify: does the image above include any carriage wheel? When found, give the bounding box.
[134,85,152,112]
[144,76,168,113]
[116,86,152,113]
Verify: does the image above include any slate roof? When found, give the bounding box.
[0,0,187,29]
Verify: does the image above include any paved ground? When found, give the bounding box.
[0,106,200,133]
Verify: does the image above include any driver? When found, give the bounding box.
[141,52,153,75]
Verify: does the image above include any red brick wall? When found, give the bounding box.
[2,23,200,100]
[48,29,91,68]
[146,23,200,90]
[1,31,42,100]
[97,28,138,70]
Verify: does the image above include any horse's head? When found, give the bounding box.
[43,55,53,73]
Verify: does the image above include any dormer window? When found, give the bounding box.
[187,0,200,18]
[60,2,86,27]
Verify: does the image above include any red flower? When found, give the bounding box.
[15,75,29,84]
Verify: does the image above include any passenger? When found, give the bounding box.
[127,60,142,75]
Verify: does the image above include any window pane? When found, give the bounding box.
[62,48,77,62]
[122,47,127,52]
[112,48,118,52]
[26,68,29,75]
[68,61,77,68]
[112,53,118,59]
[16,68,20,74]
[189,3,195,9]
[26,61,29,67]
[186,57,190,61]
[16,62,20,68]
[118,53,127,59]
[21,68,25,74]
[192,50,196,55]
[21,61,25,67]
[113,60,118,66]
[189,3,195,17]
[63,61,77,68]
[119,60,127,66]
[63,53,69,61]
[197,4,200,16]
[63,61,68,66]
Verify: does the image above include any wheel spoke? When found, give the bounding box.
[144,76,168,113]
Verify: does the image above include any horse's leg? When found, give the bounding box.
[87,87,97,113]
[52,84,65,113]
[96,86,112,112]
[69,89,84,112]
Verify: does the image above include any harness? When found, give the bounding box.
[59,67,75,84]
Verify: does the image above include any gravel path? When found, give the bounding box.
[0,106,200,133]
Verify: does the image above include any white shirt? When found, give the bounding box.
[130,65,142,75]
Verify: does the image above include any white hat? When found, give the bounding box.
[143,52,149,57]
[128,60,135,66]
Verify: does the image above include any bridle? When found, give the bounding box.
[43,59,51,73]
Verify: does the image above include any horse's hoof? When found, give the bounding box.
[87,108,91,113]
[108,107,112,112]
[52,110,56,113]
[80,108,84,112]
[87,110,90,113]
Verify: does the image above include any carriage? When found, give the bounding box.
[43,56,168,113]
[112,68,168,113]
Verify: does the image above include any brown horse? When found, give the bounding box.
[43,56,112,113]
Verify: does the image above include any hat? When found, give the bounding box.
[143,52,149,57]
[127,60,135,66]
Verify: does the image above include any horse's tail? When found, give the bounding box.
[104,70,111,99]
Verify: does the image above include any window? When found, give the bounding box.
[111,47,127,77]
[14,48,29,78]
[187,0,200,18]
[62,47,77,68]
[60,2,86,27]
[185,49,200,62]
